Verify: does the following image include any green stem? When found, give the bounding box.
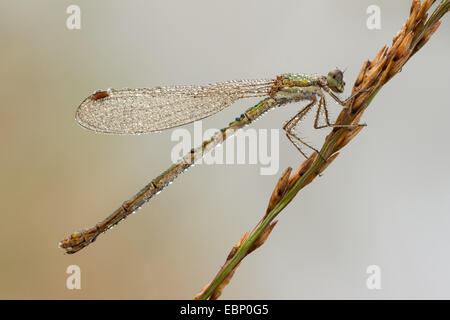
[198,88,384,300]
[197,0,448,300]
[198,130,341,299]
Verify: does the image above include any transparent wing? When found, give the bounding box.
[75,79,275,134]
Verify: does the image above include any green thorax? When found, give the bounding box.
[279,73,320,88]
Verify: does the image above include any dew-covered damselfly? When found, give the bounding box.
[59,69,363,254]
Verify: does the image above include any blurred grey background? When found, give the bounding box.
[0,0,449,299]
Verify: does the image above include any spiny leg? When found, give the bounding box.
[313,92,367,129]
[322,86,366,107]
[282,96,327,161]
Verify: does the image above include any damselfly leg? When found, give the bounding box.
[282,96,327,161]
[314,92,367,129]
[283,89,366,161]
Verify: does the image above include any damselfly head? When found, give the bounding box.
[327,69,345,93]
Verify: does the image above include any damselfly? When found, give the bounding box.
[60,69,363,254]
